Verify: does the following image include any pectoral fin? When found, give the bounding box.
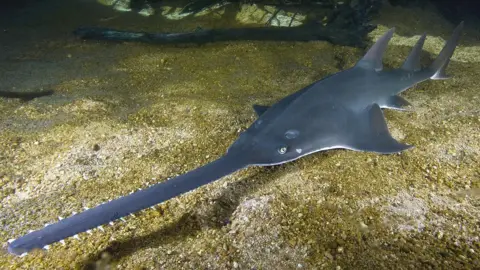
[344,104,412,154]
[253,104,270,116]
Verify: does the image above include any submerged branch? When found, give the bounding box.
[73,23,371,48]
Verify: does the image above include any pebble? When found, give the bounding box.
[360,222,368,230]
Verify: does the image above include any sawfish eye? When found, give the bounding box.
[278,146,288,154]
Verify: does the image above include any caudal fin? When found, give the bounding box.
[429,21,464,80]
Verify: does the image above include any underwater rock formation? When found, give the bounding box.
[75,1,381,47]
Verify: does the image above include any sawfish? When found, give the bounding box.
[7,22,463,256]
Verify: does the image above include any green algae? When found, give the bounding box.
[1,2,480,270]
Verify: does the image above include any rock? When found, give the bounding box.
[236,4,306,26]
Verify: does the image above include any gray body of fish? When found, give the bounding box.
[7,22,464,256]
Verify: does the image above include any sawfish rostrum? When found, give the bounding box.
[7,22,464,256]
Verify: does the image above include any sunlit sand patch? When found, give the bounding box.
[227,195,307,268]
[360,190,480,242]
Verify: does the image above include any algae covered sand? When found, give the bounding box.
[1,2,479,269]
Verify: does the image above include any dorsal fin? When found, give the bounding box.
[401,33,427,71]
[356,28,395,71]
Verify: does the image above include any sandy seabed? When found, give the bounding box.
[0,1,479,269]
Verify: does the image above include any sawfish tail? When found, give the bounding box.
[7,154,249,256]
[429,21,464,80]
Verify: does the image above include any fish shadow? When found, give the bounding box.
[0,89,54,102]
[80,167,281,269]
[81,213,199,269]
